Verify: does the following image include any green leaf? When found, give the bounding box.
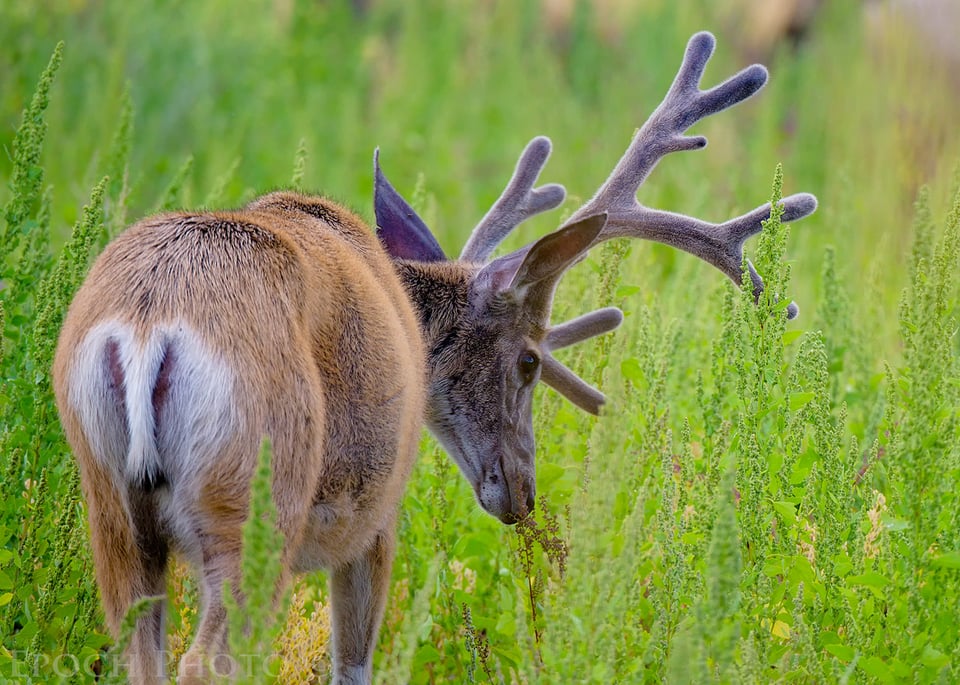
[920,645,949,669]
[537,461,566,489]
[881,516,910,532]
[832,552,854,578]
[762,555,788,578]
[788,392,816,410]
[772,298,793,313]
[930,551,960,569]
[846,571,891,598]
[772,501,799,527]
[824,643,856,662]
[859,656,896,684]
[494,611,516,636]
[819,630,841,646]
[620,358,644,384]
[788,555,819,590]
[782,330,805,346]
[412,642,441,669]
[416,612,434,641]
[847,571,891,588]
[83,631,112,651]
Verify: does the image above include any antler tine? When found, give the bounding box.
[540,355,606,415]
[559,31,816,320]
[568,31,767,218]
[545,307,624,351]
[539,307,623,414]
[461,136,567,262]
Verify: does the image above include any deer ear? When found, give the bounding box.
[374,149,446,262]
[475,214,607,296]
[474,249,527,293]
[509,213,607,292]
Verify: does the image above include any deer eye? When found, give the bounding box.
[518,351,540,381]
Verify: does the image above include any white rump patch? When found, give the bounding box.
[70,321,236,487]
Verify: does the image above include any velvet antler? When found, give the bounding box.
[459,32,817,413]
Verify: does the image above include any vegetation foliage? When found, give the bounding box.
[2,0,959,682]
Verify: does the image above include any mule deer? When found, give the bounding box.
[52,32,815,684]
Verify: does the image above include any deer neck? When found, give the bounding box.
[393,260,476,359]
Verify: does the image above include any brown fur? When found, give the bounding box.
[52,192,425,684]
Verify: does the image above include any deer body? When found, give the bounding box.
[53,194,425,683]
[53,33,817,685]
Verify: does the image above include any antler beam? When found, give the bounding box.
[565,31,816,318]
[465,32,818,415]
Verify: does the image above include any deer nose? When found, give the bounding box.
[499,488,535,525]
[499,511,520,525]
[507,478,535,523]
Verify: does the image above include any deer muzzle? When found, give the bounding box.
[478,455,535,525]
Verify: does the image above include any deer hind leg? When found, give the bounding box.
[125,489,170,684]
[58,386,170,685]
[176,460,265,684]
[329,523,397,685]
[76,453,170,684]
[177,490,316,684]
[176,524,243,685]
[178,372,324,684]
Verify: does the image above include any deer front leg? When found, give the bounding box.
[329,525,396,684]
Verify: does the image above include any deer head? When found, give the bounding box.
[374,32,817,524]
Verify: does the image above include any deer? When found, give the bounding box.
[51,32,815,685]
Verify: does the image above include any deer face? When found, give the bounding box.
[422,286,542,523]
[375,158,608,523]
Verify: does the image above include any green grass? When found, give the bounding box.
[2,0,960,682]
